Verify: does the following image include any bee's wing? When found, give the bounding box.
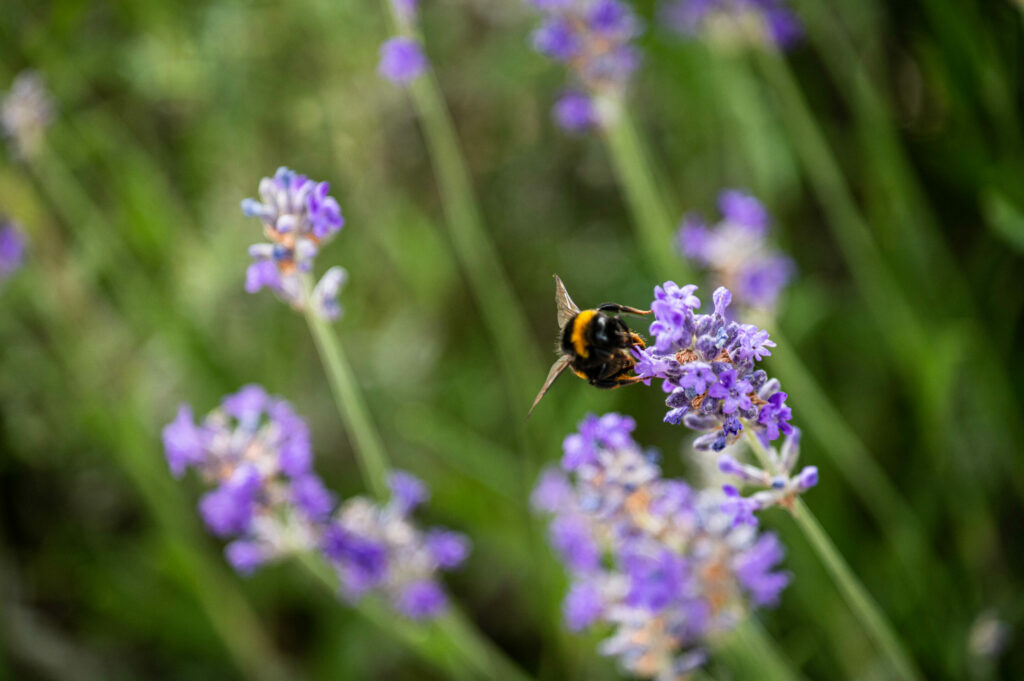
[554,274,581,330]
[529,355,572,417]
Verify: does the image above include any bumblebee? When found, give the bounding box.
[529,275,651,415]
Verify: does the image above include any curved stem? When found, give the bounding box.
[744,432,922,681]
[718,620,806,681]
[302,283,391,500]
[385,6,544,415]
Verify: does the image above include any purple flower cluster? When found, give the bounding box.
[632,282,793,451]
[533,413,790,677]
[525,0,643,131]
[677,190,794,312]
[323,473,470,618]
[719,429,817,523]
[163,385,468,618]
[378,37,428,85]
[241,167,347,319]
[1,70,54,159]
[0,219,26,283]
[661,0,802,49]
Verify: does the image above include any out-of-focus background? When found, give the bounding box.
[1,0,1022,679]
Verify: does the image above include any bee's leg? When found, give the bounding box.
[597,303,652,317]
[628,332,646,348]
[590,374,646,390]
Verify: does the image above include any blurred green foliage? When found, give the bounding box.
[1,0,1022,679]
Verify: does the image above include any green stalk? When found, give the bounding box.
[300,282,535,681]
[718,620,806,681]
[385,6,543,412]
[602,108,692,281]
[744,433,922,681]
[302,280,390,499]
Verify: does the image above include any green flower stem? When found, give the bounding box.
[760,325,930,586]
[744,432,923,681]
[718,620,806,681]
[301,284,534,681]
[300,554,532,681]
[301,283,391,500]
[386,7,544,414]
[602,108,693,282]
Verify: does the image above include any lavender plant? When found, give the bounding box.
[661,0,802,49]
[632,283,803,456]
[1,70,55,159]
[0,218,26,283]
[163,385,469,619]
[524,0,643,131]
[677,190,794,313]
[534,413,791,677]
[241,167,347,320]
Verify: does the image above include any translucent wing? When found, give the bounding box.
[554,274,580,330]
[529,355,571,417]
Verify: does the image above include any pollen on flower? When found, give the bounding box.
[633,281,793,450]
[534,413,791,678]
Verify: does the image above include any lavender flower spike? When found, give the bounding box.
[163,388,469,619]
[0,219,26,283]
[240,167,346,318]
[718,428,817,518]
[524,0,643,131]
[534,413,791,676]
[661,0,803,51]
[161,385,333,574]
[323,470,469,618]
[378,37,428,85]
[1,71,55,159]
[632,281,793,449]
[676,189,794,312]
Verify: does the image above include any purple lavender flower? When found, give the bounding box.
[632,281,795,450]
[378,37,428,85]
[0,219,26,282]
[164,387,469,619]
[397,580,447,619]
[674,189,795,312]
[553,90,597,132]
[322,475,470,617]
[525,0,643,130]
[241,168,347,317]
[534,414,791,676]
[661,0,802,50]
[717,429,817,515]
[1,71,54,159]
